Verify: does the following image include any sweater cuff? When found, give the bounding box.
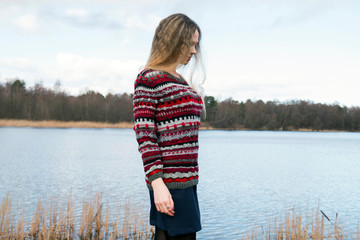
[148,172,163,183]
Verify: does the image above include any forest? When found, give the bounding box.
[1,79,359,131]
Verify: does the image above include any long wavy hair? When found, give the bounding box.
[145,13,206,103]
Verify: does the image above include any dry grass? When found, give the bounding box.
[1,119,350,132]
[0,193,154,240]
[1,193,359,239]
[0,119,215,131]
[0,119,213,130]
[240,207,359,240]
[0,119,134,129]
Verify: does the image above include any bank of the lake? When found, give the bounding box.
[0,119,133,129]
[1,193,355,239]
[0,119,355,132]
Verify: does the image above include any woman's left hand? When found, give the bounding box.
[151,178,175,216]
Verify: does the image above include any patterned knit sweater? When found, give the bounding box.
[133,69,203,190]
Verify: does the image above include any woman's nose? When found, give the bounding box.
[191,46,197,54]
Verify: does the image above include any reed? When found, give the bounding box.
[0,193,154,239]
[0,119,134,129]
[240,207,359,240]
[1,192,359,239]
[0,119,215,131]
[2,119,347,132]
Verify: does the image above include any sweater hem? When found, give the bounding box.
[147,179,198,191]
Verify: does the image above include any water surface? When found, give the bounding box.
[1,127,359,239]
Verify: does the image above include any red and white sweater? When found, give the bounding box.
[133,69,203,190]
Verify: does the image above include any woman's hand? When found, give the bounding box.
[151,178,175,216]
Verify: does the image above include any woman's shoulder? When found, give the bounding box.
[137,68,167,80]
[135,68,170,90]
[136,68,183,86]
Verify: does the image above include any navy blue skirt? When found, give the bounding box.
[149,185,201,236]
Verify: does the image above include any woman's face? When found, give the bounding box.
[182,29,199,65]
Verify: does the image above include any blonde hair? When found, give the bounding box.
[145,13,206,100]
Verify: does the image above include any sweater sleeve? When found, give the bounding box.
[133,75,163,183]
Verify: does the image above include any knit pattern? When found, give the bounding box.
[133,69,203,190]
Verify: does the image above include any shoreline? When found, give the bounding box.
[1,192,353,239]
[0,119,133,129]
[0,119,356,132]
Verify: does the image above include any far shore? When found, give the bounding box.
[0,119,134,129]
[0,119,355,132]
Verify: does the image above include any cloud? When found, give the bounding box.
[254,0,345,30]
[0,0,167,4]
[0,58,40,86]
[124,14,161,30]
[0,54,144,95]
[0,58,37,71]
[58,8,123,29]
[2,3,162,32]
[13,14,39,31]
[37,7,161,31]
[65,8,88,18]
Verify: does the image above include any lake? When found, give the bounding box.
[0,127,359,239]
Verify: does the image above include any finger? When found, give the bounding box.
[161,202,170,214]
[165,205,174,216]
[164,201,174,216]
[169,195,175,210]
[158,201,172,216]
[167,197,175,215]
[167,209,175,216]
[160,201,169,214]
[158,203,166,213]
[155,203,163,213]
[154,202,159,212]
[165,207,174,216]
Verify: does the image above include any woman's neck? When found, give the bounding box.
[166,70,180,78]
[145,63,181,78]
[153,63,180,78]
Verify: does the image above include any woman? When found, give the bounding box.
[133,13,205,240]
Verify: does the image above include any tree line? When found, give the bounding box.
[1,79,359,131]
[0,80,133,123]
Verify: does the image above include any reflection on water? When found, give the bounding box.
[1,127,360,239]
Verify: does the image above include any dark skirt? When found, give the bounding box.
[149,185,201,236]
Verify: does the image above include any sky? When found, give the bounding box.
[1,0,359,107]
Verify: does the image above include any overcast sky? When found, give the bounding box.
[1,0,359,107]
